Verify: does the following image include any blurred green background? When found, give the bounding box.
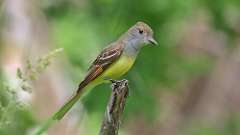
[1,0,240,135]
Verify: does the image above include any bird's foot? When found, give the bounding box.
[104,78,128,87]
[104,77,120,83]
[104,77,129,98]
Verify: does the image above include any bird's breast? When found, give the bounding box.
[101,55,135,79]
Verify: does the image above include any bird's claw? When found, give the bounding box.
[104,78,128,91]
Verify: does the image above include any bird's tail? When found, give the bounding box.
[53,83,87,120]
[33,84,88,135]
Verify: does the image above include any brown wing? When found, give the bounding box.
[77,43,123,93]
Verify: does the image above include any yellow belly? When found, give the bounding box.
[100,55,135,80]
[85,55,135,91]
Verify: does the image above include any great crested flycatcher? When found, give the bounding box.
[54,21,158,120]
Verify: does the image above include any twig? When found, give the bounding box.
[99,79,129,135]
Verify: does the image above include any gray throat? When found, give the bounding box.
[119,32,144,57]
[123,41,142,57]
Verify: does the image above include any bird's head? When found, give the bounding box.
[126,21,158,47]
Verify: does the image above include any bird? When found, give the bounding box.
[53,21,158,120]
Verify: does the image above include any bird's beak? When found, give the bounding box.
[148,37,158,46]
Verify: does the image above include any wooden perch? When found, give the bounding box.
[99,79,129,135]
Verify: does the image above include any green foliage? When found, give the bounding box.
[41,1,240,134]
[17,48,63,92]
[2,0,240,134]
[46,0,235,121]
[0,48,63,135]
[0,75,35,135]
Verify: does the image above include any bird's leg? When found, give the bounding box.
[104,77,122,84]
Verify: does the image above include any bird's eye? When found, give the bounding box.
[139,29,143,34]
